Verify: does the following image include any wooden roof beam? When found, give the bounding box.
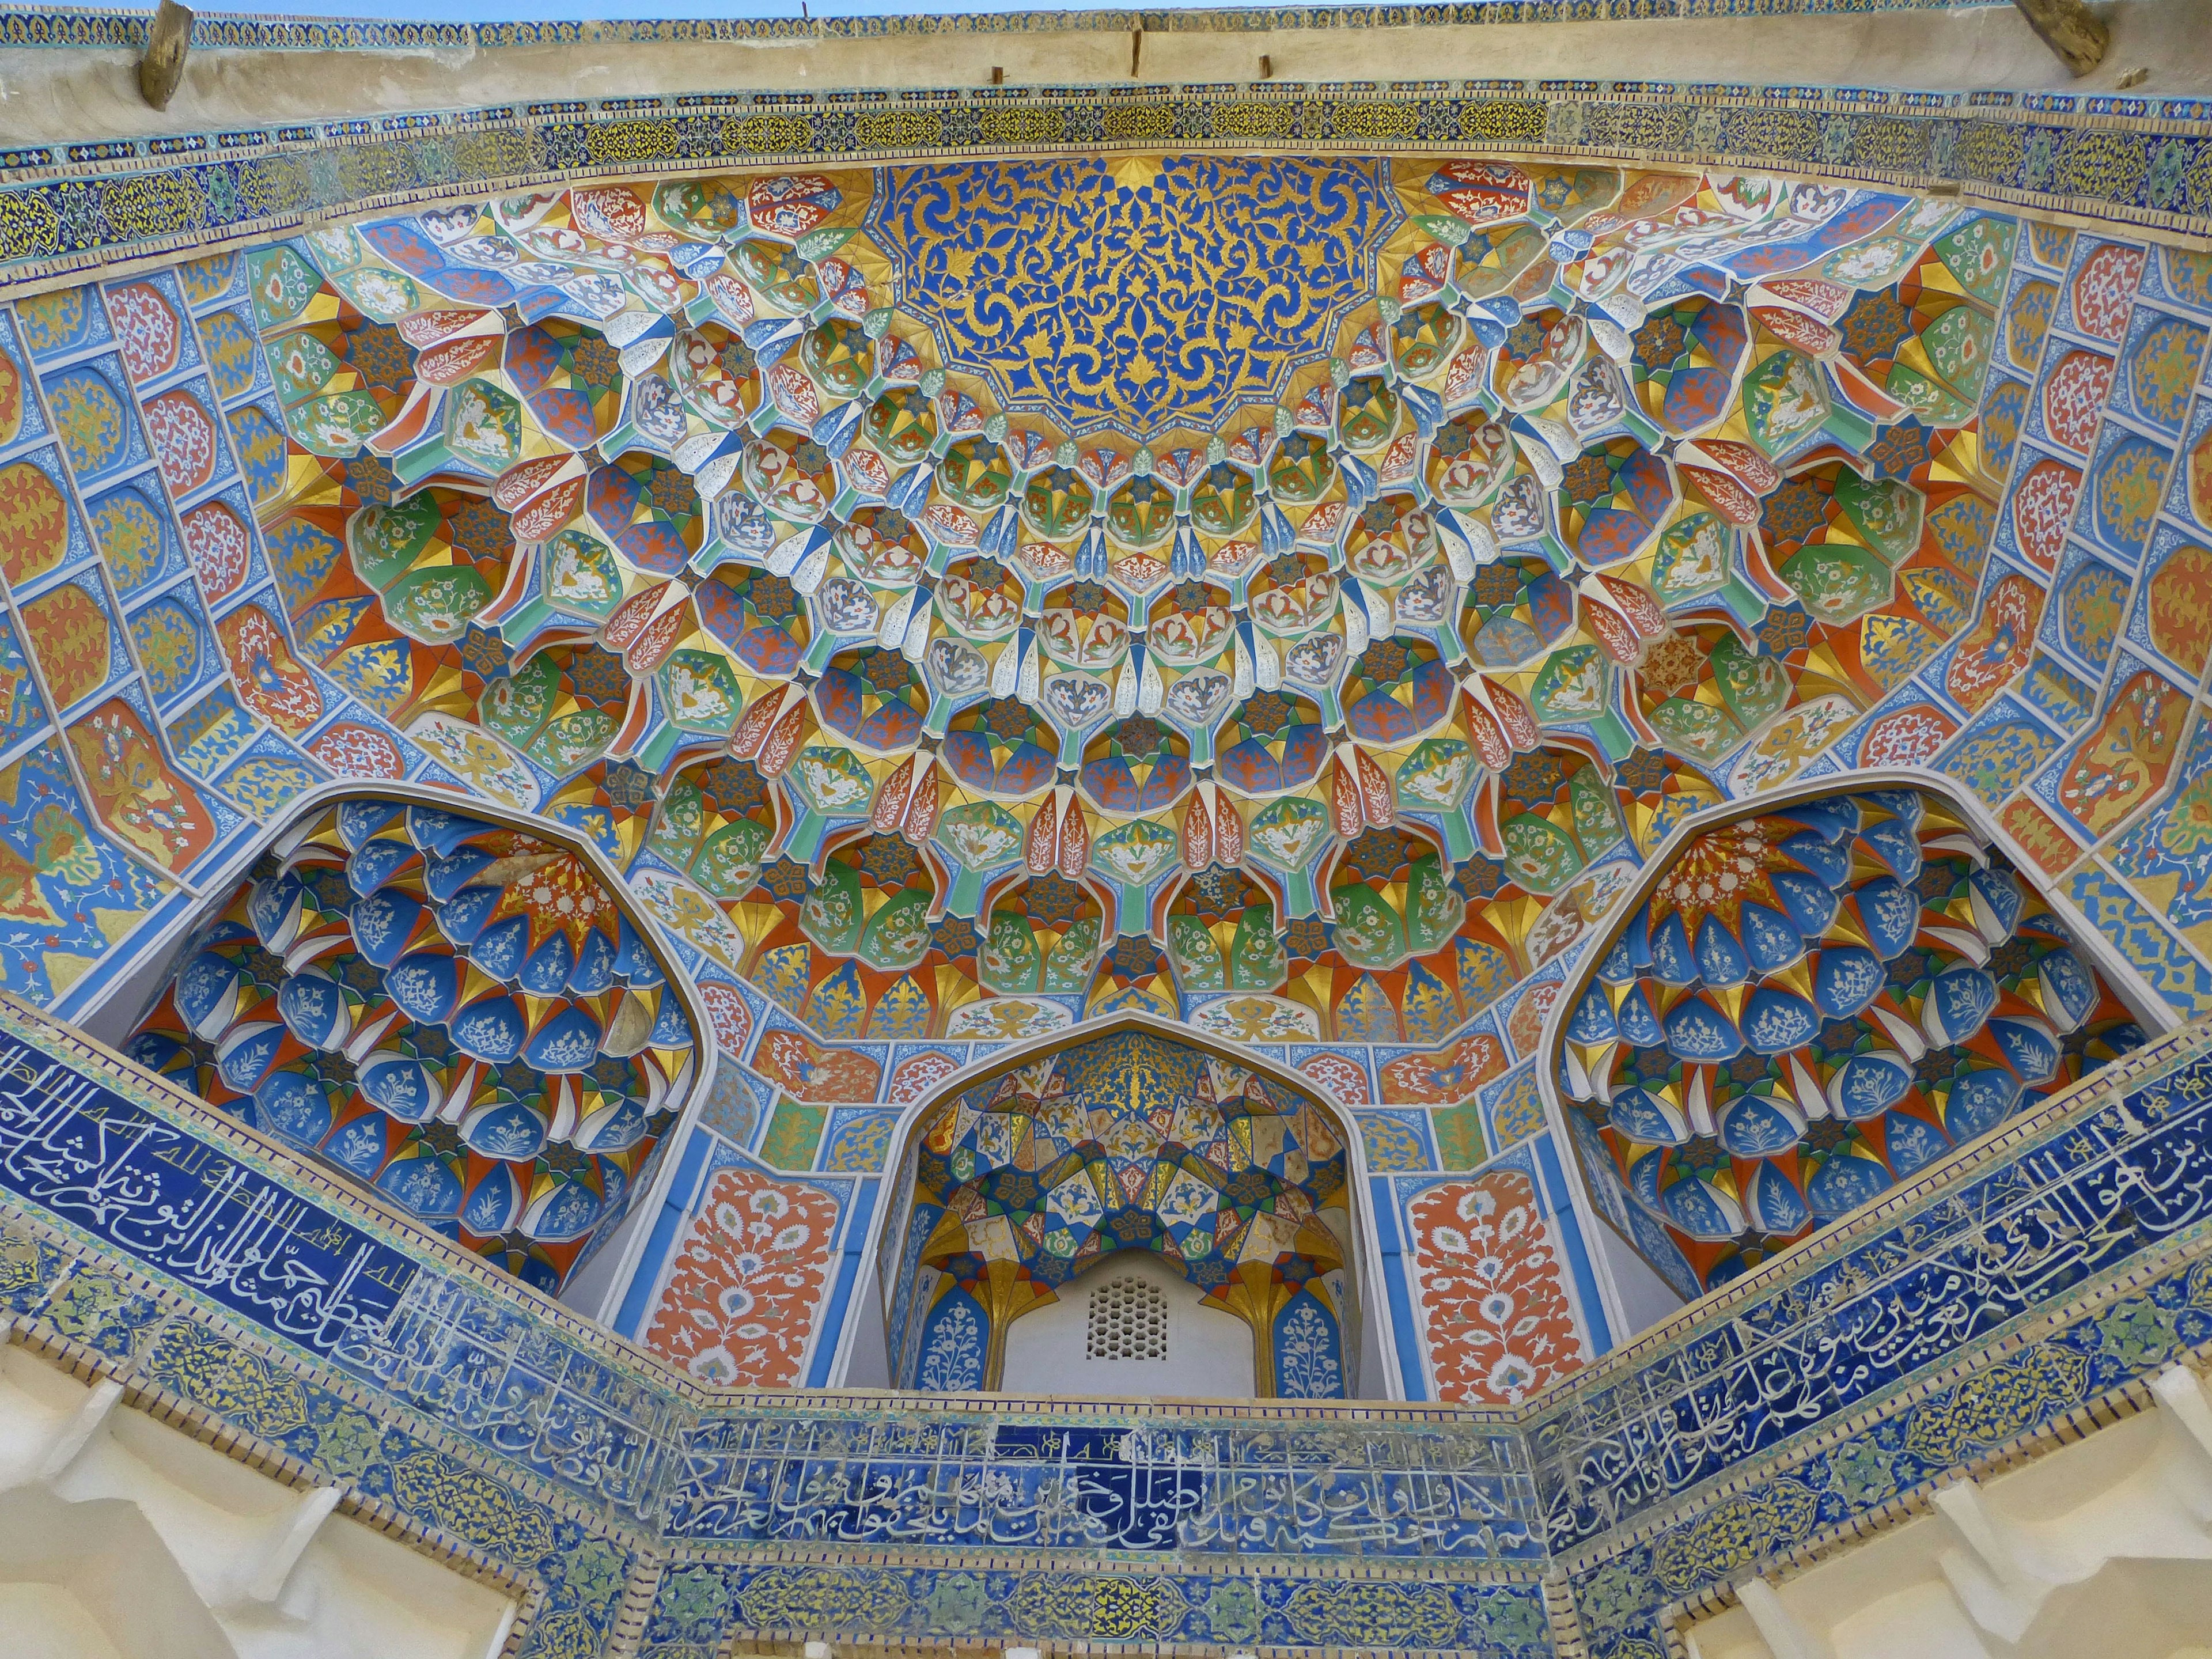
[2012,0,2109,77]
[138,0,193,109]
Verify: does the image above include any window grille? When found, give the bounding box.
[1085,1275,1168,1360]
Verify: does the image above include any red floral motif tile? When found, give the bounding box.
[2070,243,2147,344]
[1756,306,1836,357]
[571,185,649,242]
[180,499,251,600]
[306,722,403,779]
[748,173,840,239]
[216,605,323,733]
[2040,349,2113,454]
[1428,158,1531,227]
[1410,1171,1586,1405]
[143,388,218,495]
[698,980,753,1057]
[509,478,585,542]
[1861,702,1957,767]
[2010,459,2082,574]
[756,1028,882,1103]
[1944,573,2042,715]
[105,282,182,385]
[624,604,687,674]
[765,361,820,426]
[889,1048,960,1104]
[919,502,977,548]
[643,1167,839,1387]
[1296,1051,1372,1105]
[1378,1032,1506,1104]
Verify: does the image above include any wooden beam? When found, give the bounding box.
[2012,0,2108,77]
[138,0,193,112]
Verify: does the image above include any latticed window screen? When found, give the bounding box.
[1085,1275,1168,1360]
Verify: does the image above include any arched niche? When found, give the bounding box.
[843,1012,1398,1399]
[1536,768,2164,1334]
[99,782,715,1301]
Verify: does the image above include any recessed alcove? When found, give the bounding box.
[998,1247,1259,1397]
[857,1014,1390,1399]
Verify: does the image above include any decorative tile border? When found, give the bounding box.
[0,0,2030,54]
[6,979,2212,1654]
[3,84,2212,291]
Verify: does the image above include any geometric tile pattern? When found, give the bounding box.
[893,1024,1353,1396]
[10,161,2207,1089]
[1558,784,2144,1290]
[5,960,2212,1658]
[1,113,2210,1628]
[9,50,2212,1659]
[12,161,2035,1069]
[122,794,702,1291]
[6,153,2207,1413]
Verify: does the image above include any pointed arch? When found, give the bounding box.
[1537,767,2165,1318]
[104,781,717,1296]
[834,1010,1403,1399]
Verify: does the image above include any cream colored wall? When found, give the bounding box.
[1685,1363,2212,1659]
[0,1339,516,1659]
[1,0,2210,145]
[998,1249,1257,1399]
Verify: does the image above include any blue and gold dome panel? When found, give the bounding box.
[115,157,2032,1054]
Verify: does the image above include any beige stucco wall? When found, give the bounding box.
[2,0,2211,146]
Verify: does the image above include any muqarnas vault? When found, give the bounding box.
[0,53,2209,1659]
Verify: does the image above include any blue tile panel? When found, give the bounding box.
[6,990,2212,1656]
[667,1413,1540,1555]
[0,1024,416,1353]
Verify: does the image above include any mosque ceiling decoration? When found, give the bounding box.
[124,794,703,1291]
[885,1022,1357,1396]
[868,156,1401,438]
[5,55,2212,1651]
[0,153,2065,1053]
[0,139,2207,1334]
[1554,783,2146,1293]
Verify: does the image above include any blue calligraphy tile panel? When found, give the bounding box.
[665,1412,1540,1559]
[8,906,2212,1656]
[0,1028,416,1354]
[1527,1036,2212,1559]
[337,1272,688,1528]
